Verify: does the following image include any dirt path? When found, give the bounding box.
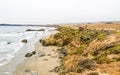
[13,42,60,75]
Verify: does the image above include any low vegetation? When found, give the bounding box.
[41,25,120,75]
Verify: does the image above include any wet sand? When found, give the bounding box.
[0,31,58,75]
[13,42,60,75]
[0,34,40,75]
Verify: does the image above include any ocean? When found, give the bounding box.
[0,26,55,67]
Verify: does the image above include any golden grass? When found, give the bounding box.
[87,22,120,31]
[41,25,120,75]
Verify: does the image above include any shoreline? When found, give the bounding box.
[38,26,120,75]
[0,30,57,75]
[13,42,60,75]
[0,32,42,75]
[13,31,60,75]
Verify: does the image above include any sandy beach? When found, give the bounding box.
[0,30,59,75]
[13,42,60,75]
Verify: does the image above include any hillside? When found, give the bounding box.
[40,23,120,75]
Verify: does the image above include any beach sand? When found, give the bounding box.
[13,42,60,75]
[0,31,59,75]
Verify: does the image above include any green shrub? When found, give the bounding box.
[77,44,87,53]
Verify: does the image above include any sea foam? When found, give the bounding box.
[0,26,54,67]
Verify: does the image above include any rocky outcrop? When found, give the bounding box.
[26,29,45,31]
[21,39,27,43]
[25,51,36,57]
[25,51,46,58]
[7,41,11,44]
[25,53,32,57]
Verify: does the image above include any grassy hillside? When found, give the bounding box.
[41,25,120,75]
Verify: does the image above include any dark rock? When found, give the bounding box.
[25,69,31,73]
[7,41,11,44]
[25,53,32,57]
[54,66,60,73]
[50,66,60,73]
[60,48,67,56]
[58,48,67,59]
[26,29,45,31]
[39,29,45,31]
[47,54,51,56]
[32,51,36,55]
[39,39,42,43]
[26,29,33,31]
[21,39,27,43]
[58,54,65,59]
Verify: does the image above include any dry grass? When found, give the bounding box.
[41,25,120,75]
[87,22,120,31]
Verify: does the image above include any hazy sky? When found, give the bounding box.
[0,0,120,24]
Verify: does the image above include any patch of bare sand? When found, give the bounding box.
[13,42,61,75]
